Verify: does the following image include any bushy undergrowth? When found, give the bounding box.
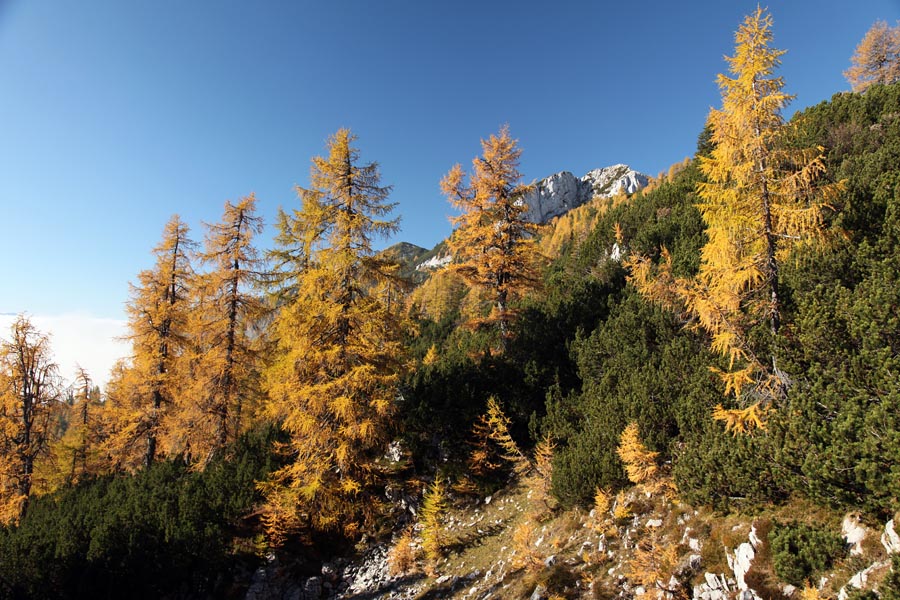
[768,521,845,586]
[0,426,284,600]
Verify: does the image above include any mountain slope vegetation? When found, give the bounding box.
[2,14,900,598]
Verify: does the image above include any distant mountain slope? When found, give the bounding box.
[519,164,649,224]
[377,241,430,282]
[391,164,649,281]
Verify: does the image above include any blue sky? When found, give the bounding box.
[1,0,898,328]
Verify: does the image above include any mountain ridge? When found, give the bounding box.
[381,163,649,278]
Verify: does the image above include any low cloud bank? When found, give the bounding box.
[0,313,129,390]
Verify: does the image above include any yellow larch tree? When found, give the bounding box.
[626,530,683,600]
[106,216,195,468]
[441,125,540,350]
[419,476,447,574]
[629,8,841,432]
[616,421,675,498]
[262,129,405,538]
[845,20,900,92]
[406,267,468,323]
[173,194,264,462]
[0,316,63,523]
[616,422,659,486]
[100,359,146,471]
[46,367,104,487]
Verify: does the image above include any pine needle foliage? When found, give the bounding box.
[616,422,659,486]
[262,129,405,538]
[511,521,544,571]
[628,8,842,430]
[593,488,611,519]
[388,526,418,576]
[482,396,529,473]
[441,125,541,350]
[617,422,676,498]
[626,530,684,600]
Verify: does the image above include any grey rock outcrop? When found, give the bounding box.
[842,513,869,556]
[518,164,649,224]
[883,519,900,554]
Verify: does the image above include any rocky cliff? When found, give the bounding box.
[411,164,649,274]
[518,164,649,224]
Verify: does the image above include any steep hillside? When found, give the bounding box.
[3,75,900,600]
[380,241,431,282]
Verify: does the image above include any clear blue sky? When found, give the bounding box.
[2,0,899,321]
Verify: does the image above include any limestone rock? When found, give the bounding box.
[883,519,900,554]
[518,164,649,224]
[838,561,889,600]
[694,573,733,600]
[842,513,868,556]
[729,542,756,591]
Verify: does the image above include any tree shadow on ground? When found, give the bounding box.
[443,522,505,555]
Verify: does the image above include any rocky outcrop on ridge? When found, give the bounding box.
[518,164,649,224]
[411,164,648,274]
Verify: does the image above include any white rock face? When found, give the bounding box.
[883,519,900,554]
[518,171,582,224]
[415,253,452,272]
[723,525,763,600]
[581,164,649,198]
[518,164,649,224]
[842,514,868,556]
[838,561,889,600]
[694,573,733,600]
[729,542,756,591]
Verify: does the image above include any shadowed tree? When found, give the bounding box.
[48,367,103,486]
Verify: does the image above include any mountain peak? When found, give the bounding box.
[519,164,649,224]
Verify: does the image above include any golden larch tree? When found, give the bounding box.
[845,20,900,92]
[420,476,447,574]
[100,359,146,471]
[0,316,63,523]
[441,125,540,350]
[174,194,264,462]
[107,216,195,468]
[262,129,405,538]
[629,8,841,431]
[616,422,659,486]
[47,367,104,487]
[406,267,468,323]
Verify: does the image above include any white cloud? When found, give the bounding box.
[0,313,129,391]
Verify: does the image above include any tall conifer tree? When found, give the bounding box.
[263,129,404,537]
[629,8,841,431]
[0,316,62,523]
[50,367,103,486]
[175,195,264,461]
[107,216,195,467]
[441,125,540,350]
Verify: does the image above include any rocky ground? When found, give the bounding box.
[244,480,900,600]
